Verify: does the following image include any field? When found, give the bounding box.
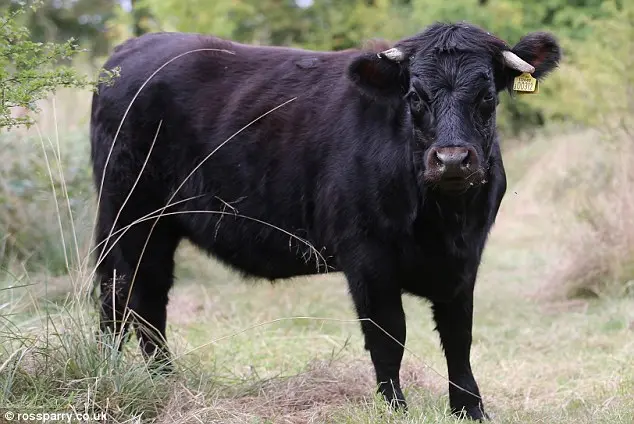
[1,93,633,424]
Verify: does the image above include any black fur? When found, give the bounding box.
[90,21,561,420]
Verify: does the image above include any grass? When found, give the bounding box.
[545,131,634,299]
[1,92,633,424]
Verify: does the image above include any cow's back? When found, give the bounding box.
[89,32,363,279]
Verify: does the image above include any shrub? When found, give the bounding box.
[0,2,90,130]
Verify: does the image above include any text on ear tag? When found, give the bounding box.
[513,72,539,94]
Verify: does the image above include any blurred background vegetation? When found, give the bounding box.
[0,0,633,298]
[3,0,629,134]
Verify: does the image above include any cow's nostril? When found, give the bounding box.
[434,151,445,166]
[461,151,471,167]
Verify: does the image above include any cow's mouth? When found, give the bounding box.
[423,165,487,195]
[435,177,471,194]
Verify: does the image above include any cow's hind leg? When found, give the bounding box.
[97,254,134,352]
[95,198,181,372]
[130,223,180,372]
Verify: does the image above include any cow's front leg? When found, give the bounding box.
[346,269,407,411]
[432,289,488,421]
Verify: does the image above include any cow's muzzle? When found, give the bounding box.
[423,146,484,193]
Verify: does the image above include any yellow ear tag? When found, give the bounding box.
[513,72,539,94]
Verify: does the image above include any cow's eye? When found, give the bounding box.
[410,92,421,111]
[409,91,424,113]
[479,92,496,115]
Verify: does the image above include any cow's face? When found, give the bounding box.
[348,23,561,195]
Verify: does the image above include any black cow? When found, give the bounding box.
[90,22,560,420]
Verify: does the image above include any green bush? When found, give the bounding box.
[0,2,90,130]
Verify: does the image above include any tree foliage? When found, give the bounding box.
[0,0,116,57]
[549,0,633,133]
[0,1,118,130]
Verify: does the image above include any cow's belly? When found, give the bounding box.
[176,201,334,280]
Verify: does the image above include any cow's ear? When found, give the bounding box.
[511,32,561,79]
[347,51,408,102]
[495,32,561,92]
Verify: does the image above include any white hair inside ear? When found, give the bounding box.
[378,48,405,62]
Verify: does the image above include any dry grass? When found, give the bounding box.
[537,131,634,299]
[154,359,438,424]
[492,128,634,300]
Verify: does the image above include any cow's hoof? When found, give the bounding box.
[388,396,408,413]
[451,404,489,421]
[147,355,175,376]
[378,384,408,413]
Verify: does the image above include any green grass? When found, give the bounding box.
[1,96,633,423]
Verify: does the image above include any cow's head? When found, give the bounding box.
[347,22,561,195]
